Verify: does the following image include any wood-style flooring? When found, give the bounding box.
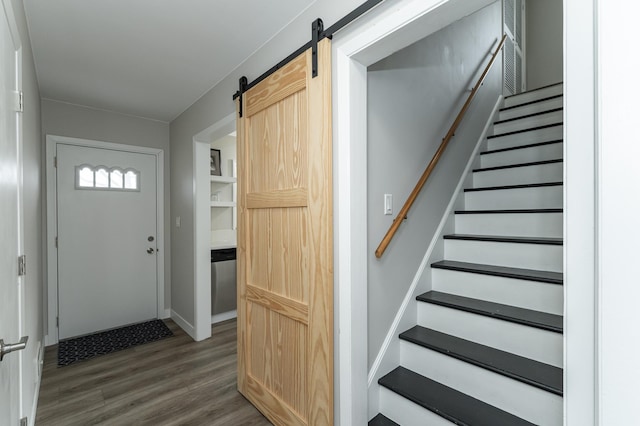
[36,319,272,425]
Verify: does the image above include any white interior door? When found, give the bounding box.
[0,1,24,423]
[56,143,158,339]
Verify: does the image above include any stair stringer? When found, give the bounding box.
[367,96,503,419]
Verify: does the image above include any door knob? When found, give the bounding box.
[147,248,155,254]
[0,336,28,361]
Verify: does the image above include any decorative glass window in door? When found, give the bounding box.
[75,165,140,191]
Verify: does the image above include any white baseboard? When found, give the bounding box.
[44,333,56,347]
[367,96,503,417]
[161,308,171,319]
[211,310,237,324]
[171,309,196,339]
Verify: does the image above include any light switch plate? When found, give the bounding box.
[384,194,393,215]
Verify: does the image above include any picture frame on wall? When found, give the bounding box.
[210,148,221,176]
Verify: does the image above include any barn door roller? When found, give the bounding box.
[311,18,324,78]
[232,0,384,101]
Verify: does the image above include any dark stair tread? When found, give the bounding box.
[494,107,563,125]
[487,122,562,139]
[473,158,562,173]
[500,94,563,112]
[465,181,563,192]
[400,326,563,395]
[504,82,563,99]
[455,208,562,214]
[443,234,562,245]
[417,291,563,333]
[379,366,535,426]
[431,260,563,284]
[368,413,400,426]
[481,139,563,155]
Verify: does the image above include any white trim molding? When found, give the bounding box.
[45,135,166,346]
[191,112,236,342]
[211,310,237,325]
[170,309,195,339]
[564,0,597,424]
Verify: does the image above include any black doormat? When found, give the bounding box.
[57,319,173,367]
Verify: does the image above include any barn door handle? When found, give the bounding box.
[0,336,28,361]
[147,248,155,254]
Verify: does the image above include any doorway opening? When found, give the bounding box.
[332,0,565,422]
[192,113,236,341]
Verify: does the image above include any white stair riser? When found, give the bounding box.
[487,125,562,151]
[499,96,563,121]
[473,162,562,187]
[444,240,563,272]
[465,185,563,210]
[400,342,563,426]
[417,303,563,367]
[503,84,563,108]
[379,387,453,426]
[481,142,563,168]
[432,269,563,315]
[455,212,562,238]
[493,110,563,135]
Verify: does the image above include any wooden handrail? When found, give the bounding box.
[375,34,507,259]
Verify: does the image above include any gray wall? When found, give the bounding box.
[526,0,563,89]
[169,0,373,327]
[11,0,43,418]
[41,99,172,311]
[367,2,502,367]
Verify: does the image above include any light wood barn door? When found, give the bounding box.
[236,38,333,426]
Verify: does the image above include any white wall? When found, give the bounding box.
[526,0,563,90]
[168,0,370,330]
[40,99,171,313]
[596,0,640,422]
[11,0,43,421]
[366,2,502,367]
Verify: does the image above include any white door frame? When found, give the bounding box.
[191,113,236,341]
[332,0,496,422]
[0,0,25,421]
[45,135,165,346]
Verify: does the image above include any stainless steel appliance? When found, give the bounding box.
[211,248,237,316]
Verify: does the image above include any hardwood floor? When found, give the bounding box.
[36,319,272,425]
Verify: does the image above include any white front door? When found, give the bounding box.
[0,0,24,423]
[56,144,158,339]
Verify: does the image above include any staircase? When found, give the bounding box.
[370,83,564,426]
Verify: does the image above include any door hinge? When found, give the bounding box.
[56,317,59,327]
[14,90,23,112]
[20,417,28,426]
[55,236,58,248]
[54,156,57,168]
[18,255,26,276]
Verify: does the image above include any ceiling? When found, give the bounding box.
[24,0,315,122]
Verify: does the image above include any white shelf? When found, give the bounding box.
[210,201,236,208]
[210,176,237,184]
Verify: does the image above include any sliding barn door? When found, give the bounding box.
[236,38,333,425]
